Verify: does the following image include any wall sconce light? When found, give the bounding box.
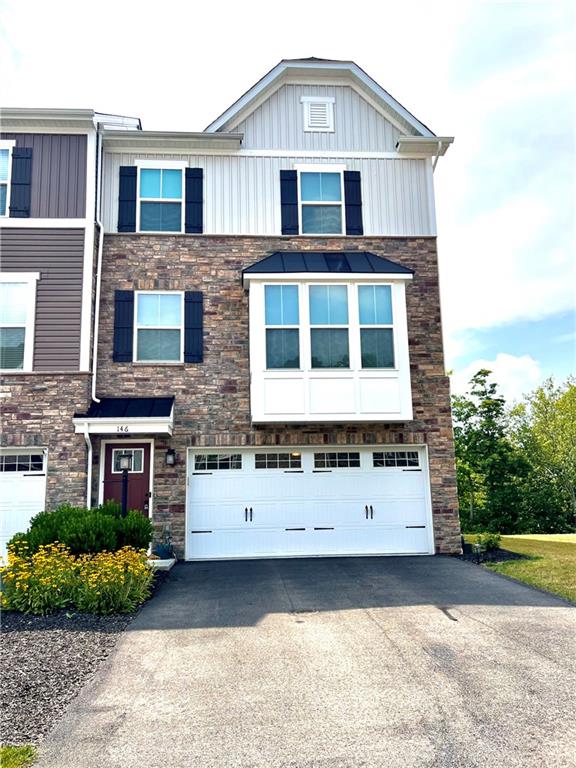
[165,448,176,466]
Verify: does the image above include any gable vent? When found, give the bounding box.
[301,96,335,133]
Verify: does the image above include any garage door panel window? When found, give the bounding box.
[0,453,44,473]
[359,285,394,369]
[135,292,183,363]
[373,451,420,468]
[0,275,38,371]
[310,285,349,369]
[265,285,300,369]
[255,453,302,469]
[194,454,242,470]
[314,452,360,468]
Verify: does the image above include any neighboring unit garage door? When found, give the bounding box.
[186,448,433,560]
[0,449,47,560]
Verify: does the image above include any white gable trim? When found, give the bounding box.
[205,61,435,138]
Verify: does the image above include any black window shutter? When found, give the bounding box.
[118,166,137,232]
[113,290,134,362]
[344,171,364,236]
[185,168,203,234]
[184,291,203,363]
[9,147,32,218]
[280,170,299,235]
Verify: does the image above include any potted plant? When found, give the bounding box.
[147,525,177,571]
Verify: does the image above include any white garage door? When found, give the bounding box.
[186,447,434,560]
[0,449,47,561]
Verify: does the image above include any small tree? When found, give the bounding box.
[452,369,529,532]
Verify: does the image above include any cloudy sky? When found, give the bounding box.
[2,0,574,402]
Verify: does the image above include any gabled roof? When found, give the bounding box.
[243,251,414,275]
[205,58,435,138]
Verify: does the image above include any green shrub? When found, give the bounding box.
[1,543,153,615]
[8,502,153,556]
[475,532,502,551]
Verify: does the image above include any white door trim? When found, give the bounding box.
[185,444,435,560]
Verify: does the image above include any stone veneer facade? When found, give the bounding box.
[0,374,91,509]
[92,234,461,557]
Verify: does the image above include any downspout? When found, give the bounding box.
[83,424,93,508]
[91,122,104,404]
[432,140,444,172]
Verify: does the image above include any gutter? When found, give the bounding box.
[82,424,93,508]
[91,122,104,404]
[432,139,444,172]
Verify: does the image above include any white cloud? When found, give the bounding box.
[450,353,542,403]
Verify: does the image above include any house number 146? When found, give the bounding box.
[116,425,129,432]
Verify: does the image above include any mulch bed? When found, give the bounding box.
[1,571,169,745]
[460,546,527,564]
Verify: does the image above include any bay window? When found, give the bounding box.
[265,284,300,368]
[358,285,395,368]
[309,285,349,368]
[135,291,183,362]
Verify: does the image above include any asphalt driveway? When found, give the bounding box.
[36,557,576,768]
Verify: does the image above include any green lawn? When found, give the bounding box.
[466,534,576,603]
[0,746,37,768]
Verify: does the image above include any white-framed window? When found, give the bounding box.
[111,448,144,474]
[136,161,185,233]
[0,272,39,371]
[301,96,335,133]
[309,284,349,369]
[264,284,300,369]
[262,282,398,372]
[358,285,395,369]
[296,165,345,235]
[0,140,15,217]
[134,291,184,363]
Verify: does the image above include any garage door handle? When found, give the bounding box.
[250,507,253,522]
[370,505,374,520]
[365,505,369,519]
[244,507,248,522]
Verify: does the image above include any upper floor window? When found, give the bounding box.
[263,282,395,371]
[358,285,394,368]
[138,167,183,233]
[301,96,335,133]
[265,284,300,369]
[0,273,39,371]
[0,142,14,217]
[309,285,349,368]
[298,169,344,235]
[135,291,183,362]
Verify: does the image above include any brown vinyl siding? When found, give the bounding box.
[0,228,84,370]
[1,134,87,218]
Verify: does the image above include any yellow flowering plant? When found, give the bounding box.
[1,544,153,615]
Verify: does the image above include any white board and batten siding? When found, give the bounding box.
[101,152,434,236]
[232,84,403,151]
[186,447,434,560]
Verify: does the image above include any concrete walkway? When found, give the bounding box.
[36,557,576,768]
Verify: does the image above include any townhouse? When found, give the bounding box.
[1,59,461,559]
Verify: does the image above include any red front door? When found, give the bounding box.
[102,443,152,516]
